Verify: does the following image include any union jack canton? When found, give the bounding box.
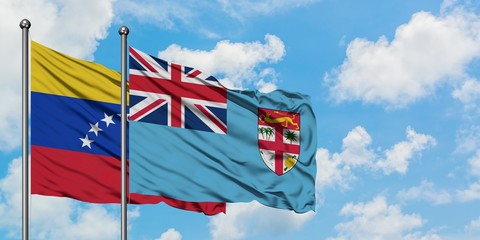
[129,47,227,134]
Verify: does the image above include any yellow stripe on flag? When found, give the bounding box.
[31,41,121,104]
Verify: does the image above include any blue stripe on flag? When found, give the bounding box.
[32,92,121,157]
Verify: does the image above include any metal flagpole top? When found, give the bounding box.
[19,19,31,29]
[119,24,129,240]
[119,26,129,36]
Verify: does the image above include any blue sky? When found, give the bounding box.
[1,0,480,239]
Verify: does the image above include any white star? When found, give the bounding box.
[88,122,103,136]
[79,135,94,149]
[101,113,115,127]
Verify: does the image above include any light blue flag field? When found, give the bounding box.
[128,47,317,213]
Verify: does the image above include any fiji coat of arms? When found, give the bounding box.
[258,108,300,175]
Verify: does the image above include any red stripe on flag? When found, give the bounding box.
[170,63,182,128]
[194,104,227,133]
[275,151,283,175]
[130,75,227,103]
[258,139,300,153]
[130,47,158,73]
[129,98,166,121]
[186,69,202,78]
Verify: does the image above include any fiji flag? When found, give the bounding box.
[129,48,317,213]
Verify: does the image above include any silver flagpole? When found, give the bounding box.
[20,19,31,240]
[119,26,129,240]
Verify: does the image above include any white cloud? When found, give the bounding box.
[209,201,314,240]
[315,148,354,191]
[438,216,480,240]
[33,203,119,240]
[396,180,452,205]
[7,0,115,60]
[440,0,459,13]
[128,206,140,219]
[452,78,480,111]
[158,34,285,90]
[254,68,279,93]
[403,232,442,240]
[326,8,480,108]
[375,127,436,175]
[328,196,430,240]
[0,158,120,239]
[340,126,376,167]
[126,206,141,232]
[218,0,319,21]
[456,148,480,202]
[0,157,23,230]
[465,216,480,233]
[455,125,480,154]
[255,79,277,93]
[468,150,480,177]
[457,182,480,202]
[316,126,435,190]
[0,0,115,151]
[155,228,182,240]
[315,126,376,190]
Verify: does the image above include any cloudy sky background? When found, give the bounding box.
[1,0,480,239]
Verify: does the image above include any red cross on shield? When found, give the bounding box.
[258,108,300,176]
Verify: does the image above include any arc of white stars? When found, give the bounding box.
[80,112,120,149]
[88,122,103,136]
[79,135,94,149]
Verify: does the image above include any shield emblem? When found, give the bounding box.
[258,108,300,175]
